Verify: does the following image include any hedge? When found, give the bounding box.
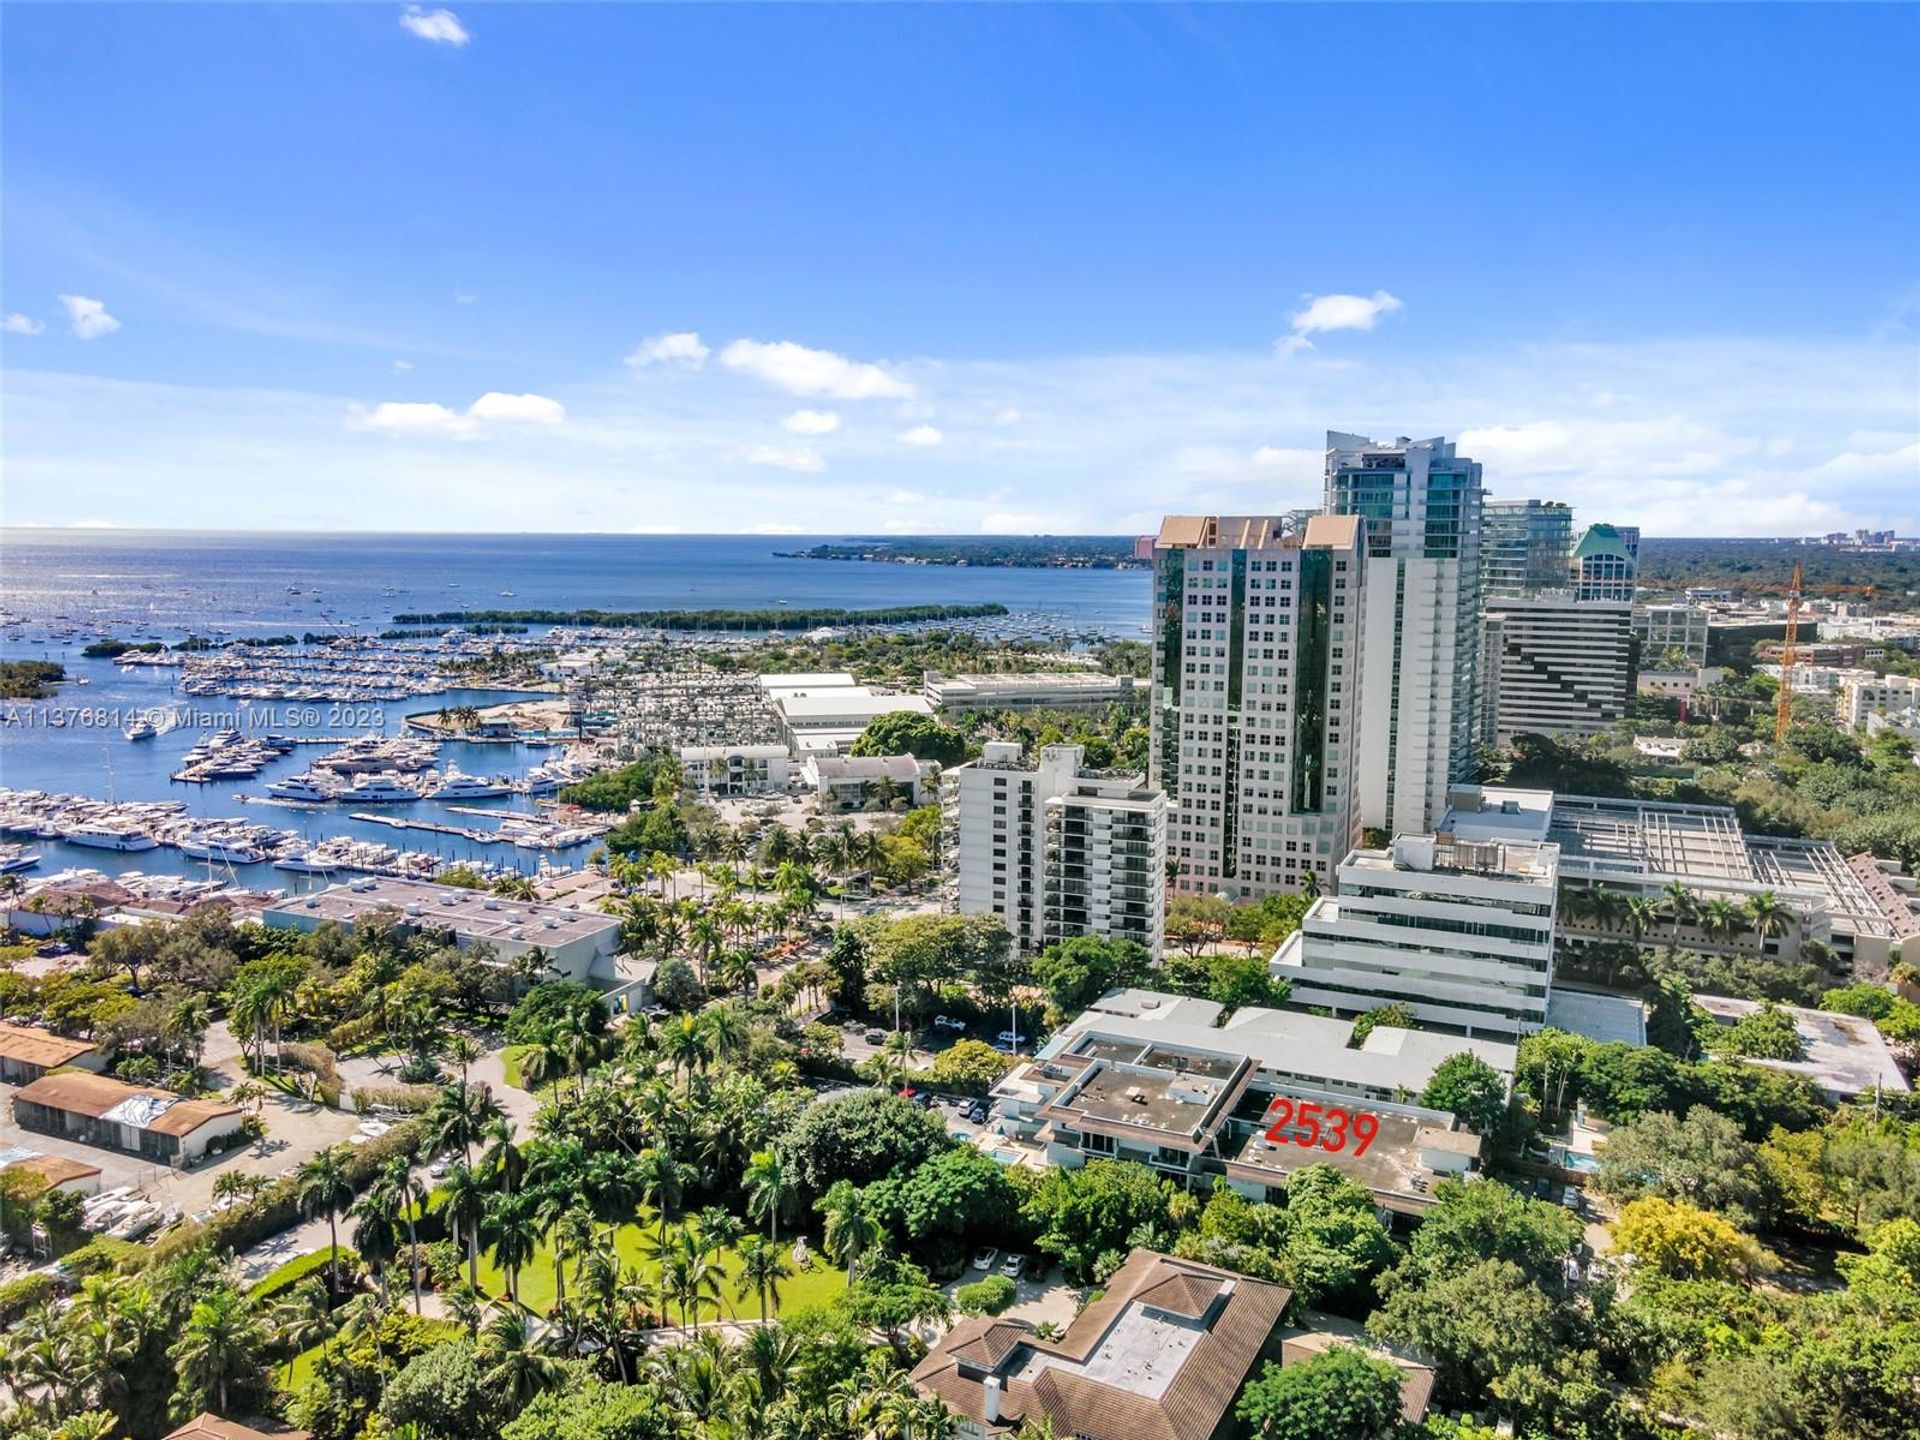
[252,1244,360,1300]
[0,1272,57,1325]
[150,1118,426,1265]
[351,1083,441,1114]
[60,1236,147,1277]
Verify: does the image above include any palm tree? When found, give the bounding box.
[365,1155,429,1314]
[520,1025,573,1103]
[440,1161,490,1291]
[540,1198,598,1318]
[1699,896,1746,948]
[479,1307,566,1410]
[443,1032,484,1089]
[266,1278,333,1381]
[1745,890,1792,946]
[1587,883,1627,934]
[735,1232,793,1324]
[168,1287,267,1418]
[295,1146,355,1295]
[744,1149,794,1244]
[484,1190,542,1308]
[1660,880,1698,941]
[423,1080,503,1164]
[633,1145,685,1255]
[820,1179,882,1284]
[660,1013,712,1095]
[1623,895,1660,942]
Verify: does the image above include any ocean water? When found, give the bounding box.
[0,530,1151,635]
[0,531,1151,884]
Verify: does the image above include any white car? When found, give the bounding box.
[995,1030,1025,1050]
[933,1016,967,1032]
[1001,1252,1029,1280]
[971,1246,1001,1272]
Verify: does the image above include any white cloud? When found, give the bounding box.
[782,409,841,435]
[400,6,469,46]
[58,294,120,340]
[467,391,566,425]
[884,489,925,505]
[741,444,824,473]
[1279,290,1402,353]
[720,338,915,399]
[1251,445,1314,468]
[391,359,414,374]
[351,390,564,437]
[3,313,45,335]
[453,292,477,306]
[750,523,805,534]
[898,424,943,448]
[626,331,709,369]
[995,407,1023,426]
[356,401,476,438]
[982,511,1078,534]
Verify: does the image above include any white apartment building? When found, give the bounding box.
[949,742,1167,956]
[1273,786,1560,1038]
[1148,512,1365,900]
[1480,594,1633,742]
[1635,603,1711,666]
[1325,432,1483,837]
[1837,672,1920,732]
[678,743,792,798]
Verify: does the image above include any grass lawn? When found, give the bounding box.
[469,1212,847,1321]
[501,1044,531,1090]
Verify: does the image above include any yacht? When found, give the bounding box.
[341,774,421,804]
[0,845,41,875]
[177,834,266,865]
[124,718,158,742]
[432,768,512,800]
[62,822,159,852]
[266,774,335,802]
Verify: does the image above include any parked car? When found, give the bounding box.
[864,1029,887,1045]
[961,1099,988,1124]
[933,1015,967,1032]
[1001,1252,1029,1280]
[971,1246,1001,1272]
[1561,1188,1584,1212]
[427,1155,454,1179]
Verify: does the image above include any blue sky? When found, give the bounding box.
[3,3,1916,534]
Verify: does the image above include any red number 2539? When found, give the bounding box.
[1263,1099,1379,1156]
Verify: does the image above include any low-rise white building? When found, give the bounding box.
[923,669,1136,714]
[11,1073,244,1165]
[767,674,935,755]
[678,743,792,798]
[989,991,1509,1212]
[949,742,1166,957]
[1273,786,1560,1038]
[263,877,643,1003]
[801,754,930,811]
[1839,672,1920,732]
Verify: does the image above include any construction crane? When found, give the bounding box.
[1771,565,1878,741]
[1775,561,1804,742]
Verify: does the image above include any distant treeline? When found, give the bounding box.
[380,625,530,639]
[389,603,1011,630]
[777,536,1147,569]
[1638,538,1920,596]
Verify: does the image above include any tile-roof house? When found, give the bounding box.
[911,1250,1292,1440]
[164,1415,309,1440]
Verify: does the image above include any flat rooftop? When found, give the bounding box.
[265,877,618,946]
[1440,785,1555,844]
[1694,994,1909,1097]
[1224,1094,1473,1214]
[1041,1051,1252,1149]
[1543,988,1648,1047]
[1052,992,1517,1096]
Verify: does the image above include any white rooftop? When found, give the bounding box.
[1693,994,1909,1097]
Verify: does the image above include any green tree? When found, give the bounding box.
[1419,1053,1508,1134]
[1022,1159,1174,1283]
[1235,1343,1406,1440]
[776,1089,951,1198]
[168,1286,269,1419]
[850,713,966,766]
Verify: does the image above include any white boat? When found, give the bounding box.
[62,823,159,852]
[177,834,266,865]
[340,774,421,804]
[124,718,157,741]
[266,774,335,802]
[273,851,336,873]
[0,846,40,875]
[433,768,512,800]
